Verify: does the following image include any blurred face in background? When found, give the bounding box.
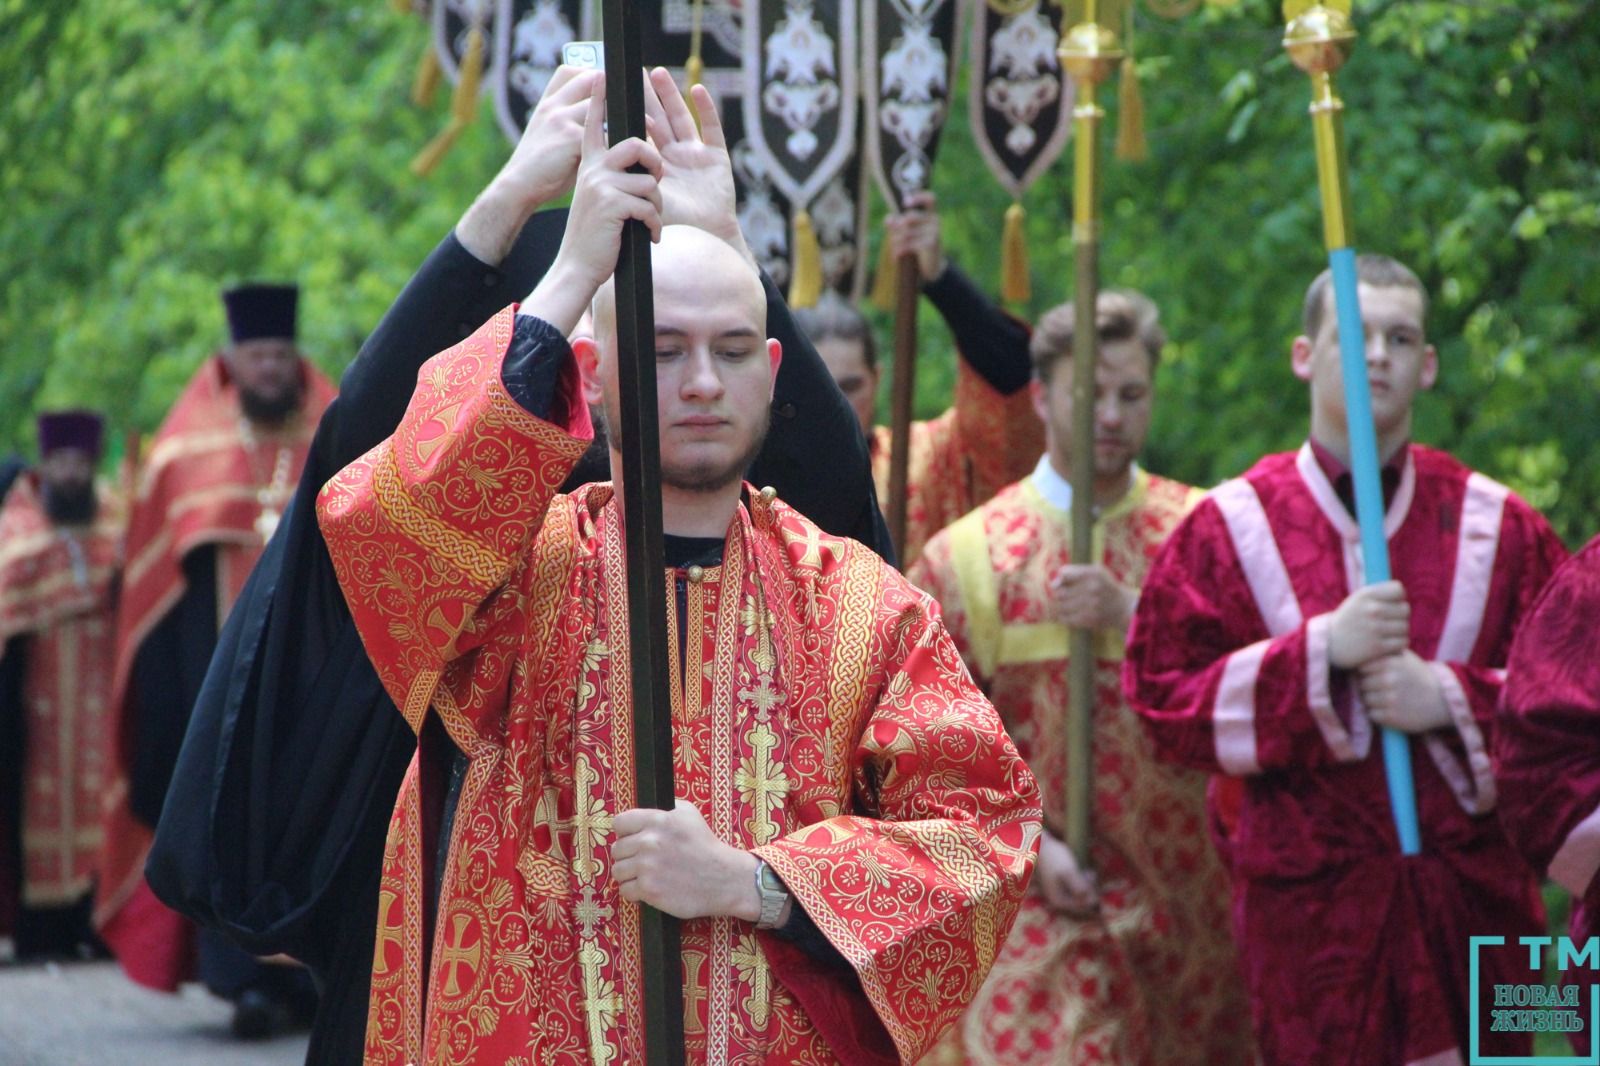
[817,336,879,437]
[39,447,97,525]
[226,338,305,425]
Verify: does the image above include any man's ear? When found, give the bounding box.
[766,338,783,398]
[1290,335,1315,383]
[1419,344,1439,391]
[571,336,605,407]
[1029,375,1049,426]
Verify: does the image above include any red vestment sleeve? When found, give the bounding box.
[754,570,1041,1064]
[316,307,592,734]
[1123,499,1373,775]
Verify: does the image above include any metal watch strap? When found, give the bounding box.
[753,860,790,929]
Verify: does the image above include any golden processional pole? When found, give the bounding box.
[1057,3,1122,867]
[1283,0,1420,855]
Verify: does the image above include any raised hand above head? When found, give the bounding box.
[640,67,752,265]
[524,75,664,336]
[501,65,603,210]
[457,65,601,265]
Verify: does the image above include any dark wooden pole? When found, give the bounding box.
[599,7,685,1063]
[886,251,919,558]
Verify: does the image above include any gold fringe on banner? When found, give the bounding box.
[451,23,486,124]
[1116,55,1148,161]
[413,22,485,178]
[411,119,465,177]
[1001,202,1031,303]
[411,42,442,108]
[685,0,706,127]
[870,236,898,312]
[788,209,823,308]
[684,55,704,127]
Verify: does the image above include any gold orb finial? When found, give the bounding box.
[1283,3,1357,76]
[1059,21,1124,86]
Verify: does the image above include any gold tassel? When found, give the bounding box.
[411,118,465,177]
[411,42,442,108]
[685,0,706,128]
[788,209,823,308]
[1116,56,1148,161]
[389,0,412,14]
[450,23,486,126]
[869,236,898,312]
[684,54,704,128]
[1001,202,1031,304]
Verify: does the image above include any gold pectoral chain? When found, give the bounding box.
[239,418,295,539]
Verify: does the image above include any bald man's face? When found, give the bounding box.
[586,227,780,495]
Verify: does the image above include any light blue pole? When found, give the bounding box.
[1328,246,1421,856]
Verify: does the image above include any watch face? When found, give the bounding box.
[759,864,784,893]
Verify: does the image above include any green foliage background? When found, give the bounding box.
[2,0,1597,544]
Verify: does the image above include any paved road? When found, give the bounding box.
[0,961,308,1065]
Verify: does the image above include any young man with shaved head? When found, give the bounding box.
[147,67,1038,1065]
[317,70,1037,1065]
[1123,255,1568,1065]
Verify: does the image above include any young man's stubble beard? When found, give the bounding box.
[599,400,771,495]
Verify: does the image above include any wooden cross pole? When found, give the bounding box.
[599,4,686,1061]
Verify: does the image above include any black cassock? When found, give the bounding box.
[146,210,891,1064]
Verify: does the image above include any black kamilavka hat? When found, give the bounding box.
[223,283,299,343]
[37,409,105,456]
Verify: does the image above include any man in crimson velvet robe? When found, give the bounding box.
[1497,535,1600,1044]
[317,72,1038,1065]
[1123,255,1568,1066]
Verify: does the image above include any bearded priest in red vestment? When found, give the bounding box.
[1123,255,1568,1065]
[0,412,122,959]
[1497,535,1600,1044]
[913,292,1253,1065]
[96,281,334,1025]
[317,71,1039,1065]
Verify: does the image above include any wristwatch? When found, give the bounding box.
[753,860,791,930]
